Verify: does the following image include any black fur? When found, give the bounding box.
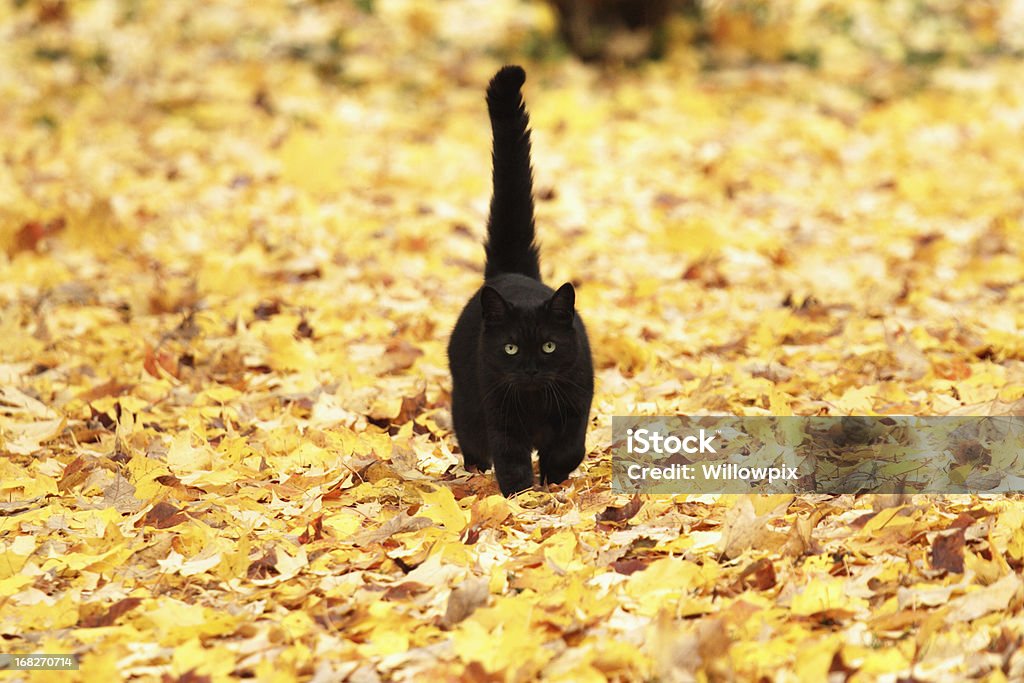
[447,66,594,497]
[484,65,541,281]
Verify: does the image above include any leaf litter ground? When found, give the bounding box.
[2,1,1024,681]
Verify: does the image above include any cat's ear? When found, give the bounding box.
[547,283,575,326]
[481,286,511,325]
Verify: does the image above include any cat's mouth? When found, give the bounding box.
[513,376,549,391]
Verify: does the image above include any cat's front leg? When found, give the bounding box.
[488,430,534,496]
[538,414,588,486]
[451,387,492,472]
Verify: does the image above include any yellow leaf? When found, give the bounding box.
[626,558,718,615]
[419,485,467,532]
[171,638,236,679]
[790,578,867,616]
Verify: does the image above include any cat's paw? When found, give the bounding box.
[497,474,534,498]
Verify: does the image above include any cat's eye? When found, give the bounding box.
[504,344,519,355]
[541,341,556,354]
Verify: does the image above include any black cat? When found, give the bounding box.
[447,65,594,497]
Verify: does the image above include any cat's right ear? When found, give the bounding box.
[547,282,575,326]
[481,286,510,325]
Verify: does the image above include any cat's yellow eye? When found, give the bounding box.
[504,344,519,355]
[542,341,556,354]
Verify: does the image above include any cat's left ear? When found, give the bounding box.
[481,285,511,325]
[547,283,575,326]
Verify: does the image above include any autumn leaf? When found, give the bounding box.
[2,1,1024,680]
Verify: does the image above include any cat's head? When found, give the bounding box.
[479,283,579,387]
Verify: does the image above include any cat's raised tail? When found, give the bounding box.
[484,65,541,281]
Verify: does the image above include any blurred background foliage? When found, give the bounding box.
[5,0,1023,255]
[7,0,1024,84]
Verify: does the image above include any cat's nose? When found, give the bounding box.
[525,367,538,376]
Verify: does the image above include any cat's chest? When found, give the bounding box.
[501,389,566,443]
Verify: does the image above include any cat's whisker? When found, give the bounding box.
[546,382,564,421]
[483,380,511,403]
[555,376,588,393]
[500,384,513,425]
[513,387,528,434]
[543,384,555,419]
[546,380,569,416]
